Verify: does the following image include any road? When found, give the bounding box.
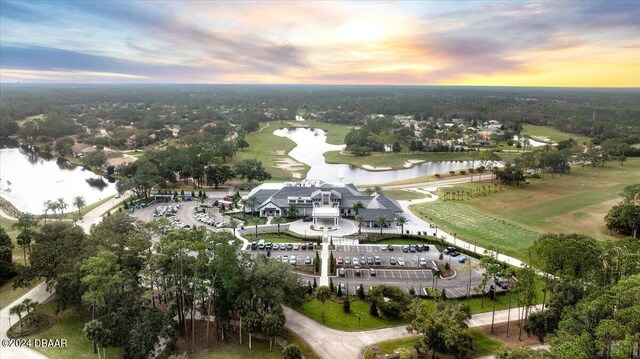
[283,304,542,359]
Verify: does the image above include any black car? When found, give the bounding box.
[250,242,257,250]
[308,243,315,250]
[369,268,377,276]
[354,266,361,277]
[374,256,382,265]
[416,245,423,252]
[387,244,394,251]
[338,268,346,277]
[286,243,294,250]
[303,217,313,222]
[422,244,430,251]
[495,278,509,289]
[265,243,273,250]
[301,244,307,250]
[450,251,461,257]
[443,247,456,254]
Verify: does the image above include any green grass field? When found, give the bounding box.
[233,122,309,181]
[410,158,640,259]
[382,190,430,201]
[297,300,406,331]
[522,124,591,144]
[289,119,352,145]
[29,300,124,359]
[191,333,288,359]
[17,114,45,126]
[298,285,545,331]
[363,329,503,359]
[411,201,540,259]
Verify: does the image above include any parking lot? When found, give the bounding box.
[332,244,488,298]
[246,243,318,266]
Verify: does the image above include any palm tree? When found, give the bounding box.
[42,200,53,223]
[57,197,68,215]
[83,319,104,356]
[315,286,331,322]
[376,215,387,235]
[355,215,365,234]
[364,188,374,196]
[228,218,239,236]
[73,196,86,219]
[396,215,407,234]
[242,196,258,217]
[272,215,286,234]
[249,217,262,237]
[351,201,364,216]
[49,201,60,217]
[9,303,25,331]
[373,185,382,194]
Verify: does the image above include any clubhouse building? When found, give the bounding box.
[245,180,403,228]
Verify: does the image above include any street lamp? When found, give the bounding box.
[355,312,361,330]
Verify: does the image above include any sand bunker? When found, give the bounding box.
[362,164,392,171]
[271,150,286,155]
[274,157,306,172]
[403,159,425,168]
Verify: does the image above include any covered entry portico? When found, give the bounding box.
[312,207,340,227]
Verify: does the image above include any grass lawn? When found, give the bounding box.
[374,238,432,245]
[383,190,430,201]
[297,300,406,331]
[411,201,540,259]
[191,333,285,359]
[467,158,640,241]
[286,119,352,145]
[28,300,124,359]
[522,124,591,144]
[280,328,321,359]
[0,278,38,310]
[17,114,45,126]
[364,329,503,359]
[233,122,309,181]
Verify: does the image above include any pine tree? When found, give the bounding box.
[370,300,378,316]
[343,296,351,313]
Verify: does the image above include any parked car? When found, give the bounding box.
[293,244,300,250]
[338,268,346,277]
[339,283,346,293]
[289,256,297,265]
[251,242,257,250]
[450,251,460,257]
[432,266,441,275]
[495,278,509,289]
[387,244,394,251]
[409,245,417,253]
[282,255,289,263]
[286,243,294,250]
[458,255,468,263]
[369,268,377,276]
[359,256,366,265]
[345,257,351,265]
[380,245,387,251]
[401,245,409,253]
[416,245,423,252]
[374,256,382,265]
[303,217,313,222]
[389,257,397,265]
[301,243,307,250]
[352,257,358,266]
[272,244,280,250]
[443,247,456,254]
[418,258,428,267]
[305,256,312,265]
[367,257,374,265]
[337,257,343,265]
[397,257,406,266]
[307,243,315,250]
[422,244,430,251]
[354,266,361,276]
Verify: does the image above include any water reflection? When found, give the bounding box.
[274,127,495,184]
[0,146,117,214]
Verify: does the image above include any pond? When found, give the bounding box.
[0,146,117,214]
[274,127,490,184]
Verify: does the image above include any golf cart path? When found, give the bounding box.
[283,304,542,359]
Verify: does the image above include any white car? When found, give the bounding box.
[397,257,406,266]
[289,256,297,264]
[418,258,428,267]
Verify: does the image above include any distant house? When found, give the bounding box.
[246,180,403,227]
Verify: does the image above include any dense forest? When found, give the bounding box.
[1,85,639,144]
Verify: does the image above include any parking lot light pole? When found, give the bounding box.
[356,313,361,330]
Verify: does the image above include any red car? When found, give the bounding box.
[337,257,343,265]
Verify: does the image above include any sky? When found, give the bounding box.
[1,0,639,87]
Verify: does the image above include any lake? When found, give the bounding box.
[273,127,488,184]
[0,146,117,214]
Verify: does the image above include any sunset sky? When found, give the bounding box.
[1,0,639,86]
